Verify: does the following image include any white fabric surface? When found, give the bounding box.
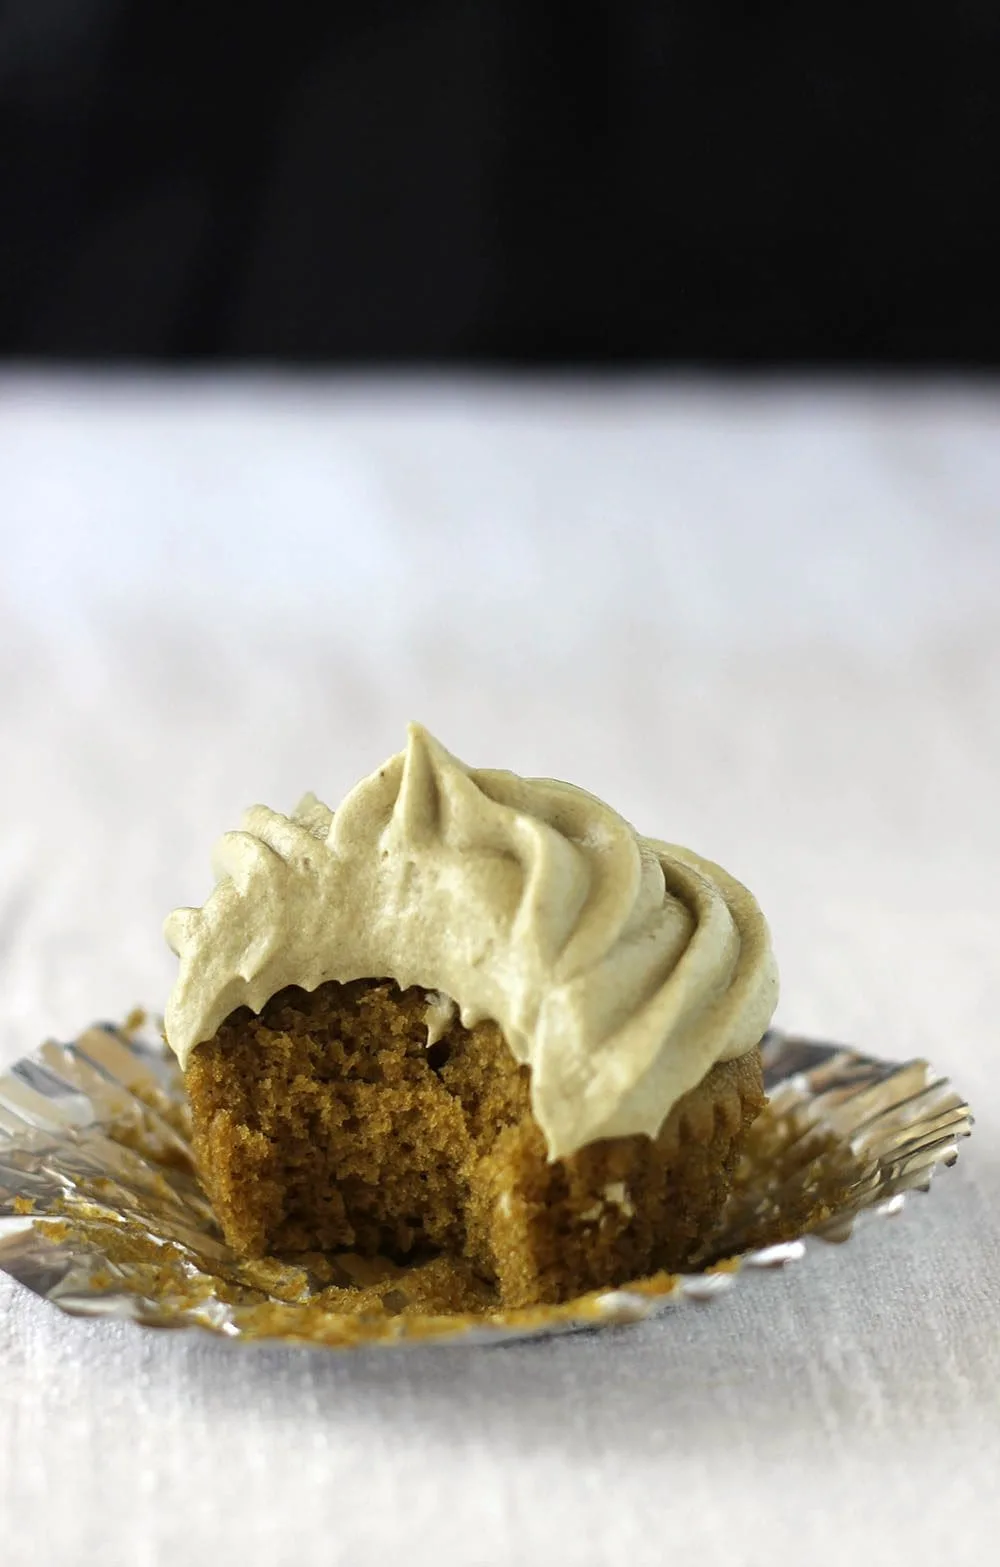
[1,373,998,1567]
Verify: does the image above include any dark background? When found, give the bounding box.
[2,0,999,364]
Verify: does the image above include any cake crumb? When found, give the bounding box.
[186,978,766,1308]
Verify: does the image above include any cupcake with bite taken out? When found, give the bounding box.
[164,725,778,1308]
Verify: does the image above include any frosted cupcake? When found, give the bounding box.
[164,725,778,1307]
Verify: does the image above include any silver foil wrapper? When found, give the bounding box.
[0,1021,972,1348]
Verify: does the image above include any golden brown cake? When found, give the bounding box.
[166,725,778,1308]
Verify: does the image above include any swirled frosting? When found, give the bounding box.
[164,725,778,1159]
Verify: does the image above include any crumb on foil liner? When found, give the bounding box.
[0,1022,972,1349]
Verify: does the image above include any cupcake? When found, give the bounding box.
[164,725,778,1308]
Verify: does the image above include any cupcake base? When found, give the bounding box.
[185,979,765,1307]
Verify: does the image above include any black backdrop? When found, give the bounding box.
[2,1,999,363]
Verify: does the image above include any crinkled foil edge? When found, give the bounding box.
[0,1022,973,1349]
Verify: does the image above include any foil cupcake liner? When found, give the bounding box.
[0,1020,972,1348]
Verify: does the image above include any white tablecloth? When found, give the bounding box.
[1,374,998,1567]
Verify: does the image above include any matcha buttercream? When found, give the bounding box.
[164,725,778,1159]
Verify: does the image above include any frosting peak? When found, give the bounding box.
[164,725,778,1158]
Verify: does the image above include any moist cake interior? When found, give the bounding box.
[186,978,765,1308]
